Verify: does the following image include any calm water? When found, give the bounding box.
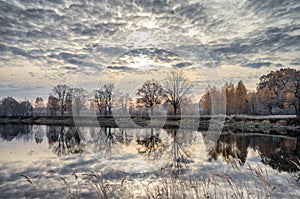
[0,124,299,197]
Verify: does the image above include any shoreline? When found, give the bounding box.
[0,115,299,136]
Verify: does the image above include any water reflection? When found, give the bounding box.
[47,126,84,157]
[203,132,300,172]
[136,128,164,160]
[203,132,249,165]
[0,124,33,141]
[0,124,299,173]
[163,129,194,174]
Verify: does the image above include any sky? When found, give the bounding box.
[0,0,300,101]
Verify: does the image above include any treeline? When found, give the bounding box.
[0,71,192,117]
[0,68,299,117]
[199,68,300,116]
[0,97,33,116]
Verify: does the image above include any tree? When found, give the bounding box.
[235,80,248,114]
[257,87,276,114]
[199,89,211,115]
[164,72,192,115]
[247,91,258,115]
[257,68,300,117]
[199,86,226,115]
[34,97,45,115]
[280,82,298,115]
[0,97,20,116]
[122,93,130,112]
[94,84,114,115]
[224,83,235,115]
[19,101,33,116]
[50,84,71,116]
[136,79,164,116]
[70,87,88,115]
[47,96,59,116]
[35,97,44,108]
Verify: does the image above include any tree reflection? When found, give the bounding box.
[32,125,45,143]
[258,137,300,172]
[204,133,250,165]
[115,129,133,146]
[0,124,33,141]
[163,129,194,175]
[47,126,83,157]
[89,127,117,156]
[203,132,300,172]
[136,128,164,161]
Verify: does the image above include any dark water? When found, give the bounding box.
[0,124,299,174]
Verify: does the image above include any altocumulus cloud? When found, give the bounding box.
[0,0,299,97]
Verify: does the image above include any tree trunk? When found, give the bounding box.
[108,106,112,116]
[150,106,154,116]
[173,104,177,115]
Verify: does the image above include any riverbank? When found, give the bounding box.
[0,115,299,136]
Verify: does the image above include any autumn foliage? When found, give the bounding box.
[199,68,300,117]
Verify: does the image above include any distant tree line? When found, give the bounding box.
[199,68,300,117]
[1,68,299,117]
[0,97,33,116]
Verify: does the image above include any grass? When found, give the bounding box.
[18,160,300,199]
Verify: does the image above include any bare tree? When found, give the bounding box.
[70,87,88,115]
[136,79,164,116]
[94,84,114,115]
[19,101,32,116]
[47,96,59,116]
[122,93,130,112]
[51,84,71,116]
[164,72,192,115]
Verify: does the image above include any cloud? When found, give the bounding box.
[61,66,78,71]
[107,65,135,71]
[173,62,192,68]
[290,58,300,66]
[0,0,299,95]
[243,62,272,68]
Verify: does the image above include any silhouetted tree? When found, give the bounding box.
[0,97,20,116]
[19,101,32,116]
[136,79,164,116]
[47,96,59,116]
[94,84,114,115]
[50,84,71,116]
[164,72,192,115]
[70,87,88,115]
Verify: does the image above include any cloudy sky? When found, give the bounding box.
[0,0,300,101]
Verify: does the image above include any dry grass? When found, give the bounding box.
[19,161,299,199]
